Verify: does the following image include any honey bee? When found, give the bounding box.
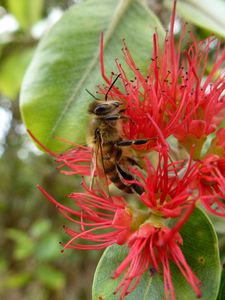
[87,74,149,195]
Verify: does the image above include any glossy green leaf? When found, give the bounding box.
[7,0,44,30]
[92,208,220,300]
[20,0,165,153]
[165,0,225,38]
[217,268,225,300]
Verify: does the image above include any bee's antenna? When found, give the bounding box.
[85,89,99,100]
[105,73,121,101]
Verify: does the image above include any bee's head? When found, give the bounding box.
[88,100,122,116]
[86,73,122,116]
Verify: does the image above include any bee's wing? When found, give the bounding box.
[90,132,110,196]
[90,147,97,189]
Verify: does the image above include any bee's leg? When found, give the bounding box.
[116,163,133,180]
[116,138,150,146]
[132,183,145,195]
[106,149,133,194]
[116,163,144,195]
[127,157,143,169]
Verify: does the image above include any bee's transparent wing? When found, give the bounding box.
[90,133,110,196]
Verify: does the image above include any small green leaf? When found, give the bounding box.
[35,234,61,261]
[0,48,34,99]
[217,268,225,300]
[92,208,220,300]
[5,272,32,288]
[30,219,51,238]
[0,258,8,271]
[165,0,225,38]
[6,228,34,260]
[20,0,164,152]
[7,0,44,30]
[36,265,65,289]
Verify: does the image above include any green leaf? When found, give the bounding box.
[165,0,225,38]
[92,208,220,300]
[209,214,225,234]
[35,234,61,261]
[0,48,34,99]
[217,268,225,300]
[20,0,165,153]
[0,257,8,271]
[6,228,35,260]
[35,265,65,289]
[30,219,51,238]
[5,272,31,288]
[7,0,44,30]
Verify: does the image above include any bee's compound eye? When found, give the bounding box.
[94,106,105,115]
[94,104,112,115]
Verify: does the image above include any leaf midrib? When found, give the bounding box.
[46,0,133,145]
[142,275,153,300]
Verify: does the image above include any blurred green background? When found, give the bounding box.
[1,0,225,300]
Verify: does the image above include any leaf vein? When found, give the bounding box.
[46,0,132,145]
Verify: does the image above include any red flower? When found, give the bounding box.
[38,171,201,300]
[37,181,132,250]
[113,223,201,300]
[98,2,225,157]
[197,154,225,216]
[36,146,201,300]
[126,151,199,247]
[136,153,198,218]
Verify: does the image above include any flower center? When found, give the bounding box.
[129,207,166,231]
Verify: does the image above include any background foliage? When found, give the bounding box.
[1,0,225,299]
